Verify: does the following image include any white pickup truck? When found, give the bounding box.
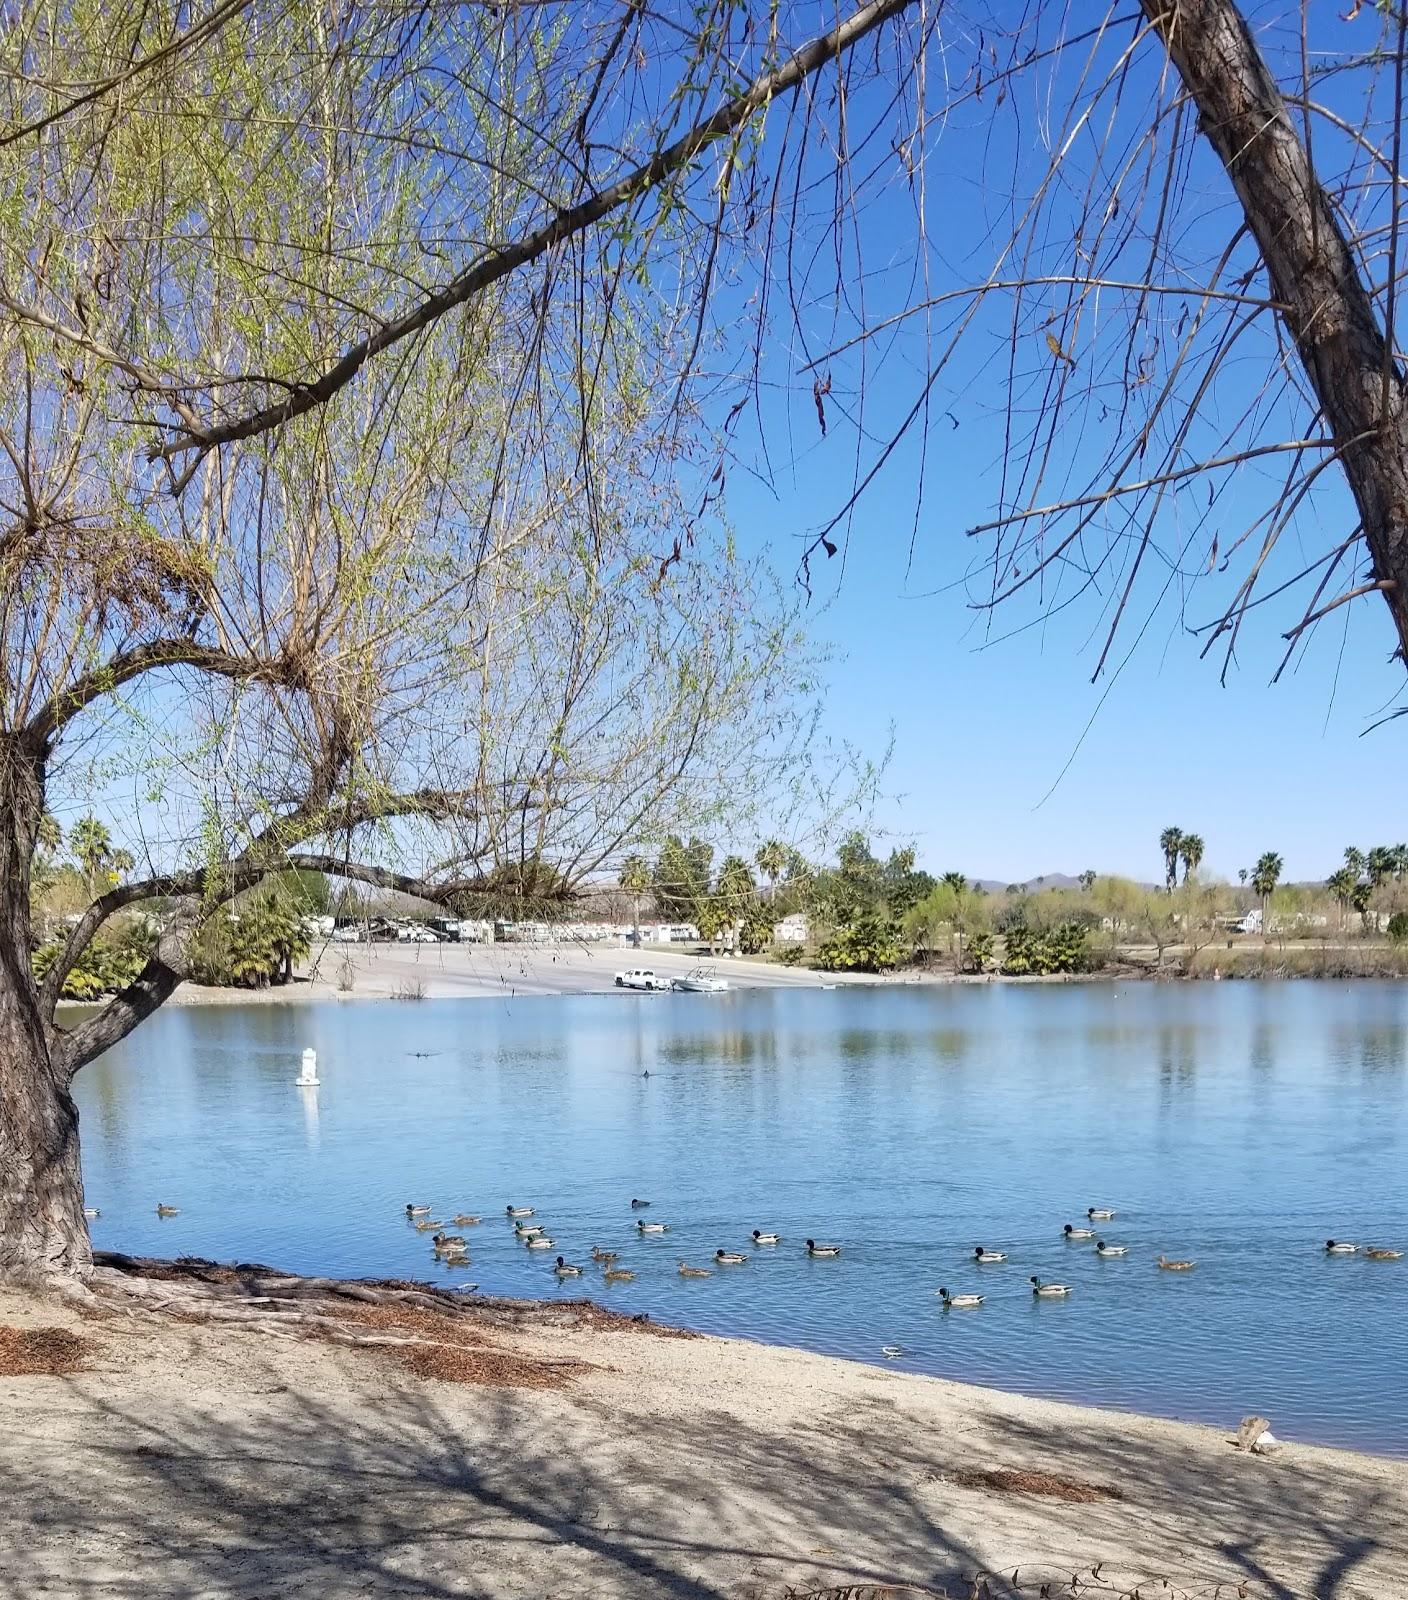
[614,966,669,991]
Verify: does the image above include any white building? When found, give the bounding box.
[773,912,809,944]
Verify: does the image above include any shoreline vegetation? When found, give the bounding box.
[2,1256,1404,1598]
[35,828,1408,1009]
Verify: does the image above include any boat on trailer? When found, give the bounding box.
[672,967,729,993]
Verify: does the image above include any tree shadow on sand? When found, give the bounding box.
[0,1313,1400,1599]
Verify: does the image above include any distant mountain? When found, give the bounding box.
[972,873,1086,894]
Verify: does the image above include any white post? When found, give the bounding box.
[297,1047,320,1086]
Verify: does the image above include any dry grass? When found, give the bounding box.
[0,1324,90,1377]
[940,1467,1124,1504]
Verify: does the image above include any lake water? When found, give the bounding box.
[74,981,1408,1455]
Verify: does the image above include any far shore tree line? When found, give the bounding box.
[613,829,1408,978]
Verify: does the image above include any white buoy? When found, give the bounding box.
[297,1047,320,1086]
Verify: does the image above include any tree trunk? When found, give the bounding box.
[0,994,89,1281]
[1142,0,1408,657]
[0,742,91,1281]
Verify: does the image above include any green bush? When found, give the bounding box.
[1000,920,1093,976]
[965,930,995,973]
[31,926,152,1000]
[191,897,311,988]
[774,942,805,967]
[1389,912,1408,944]
[813,915,903,973]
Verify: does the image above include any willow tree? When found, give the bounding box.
[0,0,930,1280]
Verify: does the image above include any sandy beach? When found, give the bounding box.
[167,940,902,1004]
[2,1272,1402,1599]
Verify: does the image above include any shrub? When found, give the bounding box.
[1000,920,1092,976]
[191,896,311,988]
[965,931,995,973]
[813,915,903,973]
[31,926,152,1000]
[774,942,805,967]
[1389,912,1408,944]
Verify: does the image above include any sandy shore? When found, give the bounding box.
[167,941,905,1004]
[1,1278,1402,1599]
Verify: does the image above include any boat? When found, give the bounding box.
[671,967,729,993]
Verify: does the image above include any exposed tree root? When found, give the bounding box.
[85,1251,678,1387]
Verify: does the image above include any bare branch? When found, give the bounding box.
[149,0,916,482]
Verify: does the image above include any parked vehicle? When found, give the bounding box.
[614,967,669,991]
[331,925,363,943]
[397,923,440,943]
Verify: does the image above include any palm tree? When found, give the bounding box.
[1237,867,1248,886]
[36,813,62,855]
[1078,870,1096,892]
[1344,846,1367,881]
[1178,834,1204,884]
[1326,867,1357,931]
[755,840,786,898]
[1367,845,1395,887]
[715,856,757,944]
[1159,827,1184,892]
[1250,851,1283,932]
[618,855,650,944]
[68,816,114,896]
[940,871,967,893]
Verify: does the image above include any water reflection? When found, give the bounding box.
[298,1083,320,1150]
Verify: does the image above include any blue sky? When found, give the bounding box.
[715,4,1408,886]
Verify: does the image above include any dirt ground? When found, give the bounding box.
[1,1280,1403,1599]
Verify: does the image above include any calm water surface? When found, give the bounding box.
[75,981,1408,1454]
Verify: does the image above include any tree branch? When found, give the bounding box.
[25,638,293,748]
[149,0,916,483]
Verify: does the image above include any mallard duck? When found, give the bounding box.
[938,1287,984,1307]
[525,1235,555,1250]
[603,1266,635,1283]
[554,1256,583,1276]
[1157,1254,1196,1270]
[752,1229,781,1245]
[715,1248,747,1265]
[155,1204,179,1217]
[1087,1207,1117,1221]
[1063,1223,1095,1239]
[806,1239,841,1256]
[636,1220,669,1233]
[406,1203,431,1217]
[506,1205,534,1217]
[1030,1276,1071,1296]
[630,1198,652,1208]
[451,1214,482,1226]
[1324,1239,1359,1255]
[438,1245,468,1261]
[1364,1246,1404,1260]
[432,1232,465,1250]
[973,1246,1006,1263]
[1095,1240,1128,1257]
[678,1261,711,1277]
[591,1246,618,1264]
[83,1207,100,1219]
[514,1222,545,1238]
